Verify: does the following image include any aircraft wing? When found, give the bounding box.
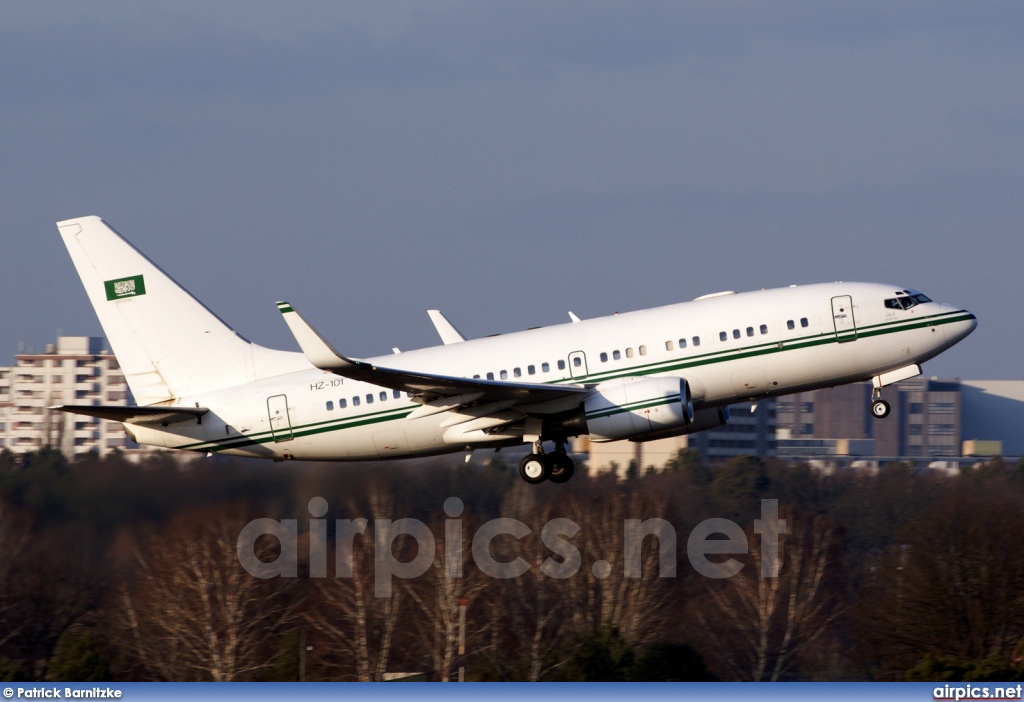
[52,404,209,425]
[276,301,588,407]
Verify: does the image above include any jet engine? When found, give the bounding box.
[583,376,693,442]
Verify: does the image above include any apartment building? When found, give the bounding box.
[0,337,130,456]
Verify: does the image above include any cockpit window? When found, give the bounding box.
[884,293,932,310]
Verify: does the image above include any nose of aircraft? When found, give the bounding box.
[942,305,978,345]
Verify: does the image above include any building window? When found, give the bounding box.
[909,402,923,414]
[928,402,956,414]
[929,424,955,435]
[909,424,922,435]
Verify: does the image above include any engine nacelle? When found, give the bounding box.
[637,405,731,442]
[584,376,694,442]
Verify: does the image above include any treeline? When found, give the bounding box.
[1,446,1024,682]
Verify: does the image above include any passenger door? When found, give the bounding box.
[831,295,857,343]
[568,351,589,380]
[267,394,293,442]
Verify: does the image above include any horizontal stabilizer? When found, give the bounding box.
[52,404,208,425]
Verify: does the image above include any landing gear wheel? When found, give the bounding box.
[871,400,891,419]
[548,454,575,484]
[519,453,549,484]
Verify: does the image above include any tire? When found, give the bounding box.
[519,453,549,484]
[548,454,575,484]
[871,400,891,419]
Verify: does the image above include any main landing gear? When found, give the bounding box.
[518,441,575,485]
[871,387,891,419]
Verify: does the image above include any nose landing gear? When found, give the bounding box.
[871,387,891,419]
[518,440,576,484]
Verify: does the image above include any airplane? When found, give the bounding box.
[53,216,977,484]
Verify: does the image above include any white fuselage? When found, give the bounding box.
[126,282,976,460]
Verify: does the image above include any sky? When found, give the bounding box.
[1,2,1022,379]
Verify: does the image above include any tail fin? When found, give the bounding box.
[57,215,259,405]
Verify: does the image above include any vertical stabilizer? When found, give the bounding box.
[56,216,257,405]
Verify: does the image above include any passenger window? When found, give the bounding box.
[366,394,374,404]
[558,360,566,370]
[720,331,727,341]
[800,317,809,327]
[380,391,387,402]
[500,370,508,380]
[326,401,334,411]
[787,320,795,330]
[542,362,550,372]
[760,324,768,335]
[487,372,494,380]
[746,327,753,337]
[600,352,608,362]
[679,338,687,349]
[693,337,700,347]
[353,396,360,407]
[514,367,521,377]
[339,398,347,408]
[528,365,536,375]
[393,389,401,399]
[613,350,621,360]
[473,374,480,379]
[733,329,741,339]
[639,345,647,356]
[665,340,674,351]
[625,348,633,358]
[573,357,582,367]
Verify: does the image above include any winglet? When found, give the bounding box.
[276,301,357,371]
[427,310,467,344]
[568,311,581,323]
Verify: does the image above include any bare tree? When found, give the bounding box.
[0,500,30,648]
[113,508,298,681]
[404,509,487,681]
[306,489,401,681]
[698,512,842,681]
[479,482,576,681]
[564,482,672,647]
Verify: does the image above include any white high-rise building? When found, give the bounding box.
[0,337,131,456]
